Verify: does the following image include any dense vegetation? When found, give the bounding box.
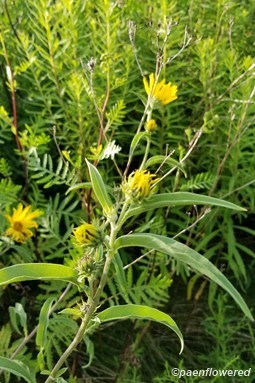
[0,0,254,382]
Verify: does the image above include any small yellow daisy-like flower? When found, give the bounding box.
[73,223,102,247]
[5,204,42,243]
[143,73,178,106]
[123,169,158,201]
[145,119,157,133]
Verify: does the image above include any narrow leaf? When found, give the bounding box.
[112,253,130,303]
[85,159,113,213]
[66,182,92,194]
[82,335,94,369]
[0,264,79,287]
[145,155,185,174]
[0,357,36,383]
[36,297,55,348]
[115,234,253,321]
[124,192,246,221]
[129,132,147,157]
[59,308,82,317]
[9,303,27,336]
[97,304,184,353]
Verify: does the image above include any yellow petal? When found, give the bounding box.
[149,73,155,94]
[143,76,150,95]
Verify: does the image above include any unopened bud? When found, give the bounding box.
[73,223,102,247]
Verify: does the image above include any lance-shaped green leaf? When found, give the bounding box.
[82,335,94,369]
[112,252,130,303]
[0,357,36,383]
[9,302,27,336]
[97,304,183,353]
[66,182,92,194]
[59,308,82,317]
[115,234,253,321]
[36,297,56,349]
[123,192,246,222]
[66,182,114,196]
[129,132,147,157]
[0,264,79,287]
[86,159,113,213]
[145,155,186,175]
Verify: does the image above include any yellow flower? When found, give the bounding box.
[145,119,157,133]
[143,73,178,105]
[73,223,102,247]
[5,204,42,243]
[123,169,158,201]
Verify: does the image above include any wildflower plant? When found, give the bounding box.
[0,67,253,382]
[0,9,254,383]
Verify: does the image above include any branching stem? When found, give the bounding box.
[44,224,119,382]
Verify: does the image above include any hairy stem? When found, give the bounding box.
[45,226,118,382]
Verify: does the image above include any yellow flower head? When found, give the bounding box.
[143,73,178,106]
[5,204,42,243]
[145,119,157,133]
[122,169,158,201]
[73,223,102,247]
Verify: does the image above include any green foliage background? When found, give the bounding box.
[0,0,255,382]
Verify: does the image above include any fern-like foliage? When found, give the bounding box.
[0,323,12,355]
[108,265,171,307]
[38,284,78,311]
[0,323,12,383]
[106,100,126,130]
[179,172,215,191]
[28,150,78,189]
[0,158,12,177]
[37,193,80,261]
[9,242,37,265]
[0,179,22,208]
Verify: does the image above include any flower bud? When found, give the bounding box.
[122,169,158,201]
[73,223,102,247]
[145,119,157,133]
[76,253,96,282]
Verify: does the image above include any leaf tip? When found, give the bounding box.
[179,339,184,355]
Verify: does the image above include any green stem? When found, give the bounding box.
[45,228,118,382]
[116,199,131,230]
[139,135,151,170]
[44,315,90,383]
[123,102,151,178]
